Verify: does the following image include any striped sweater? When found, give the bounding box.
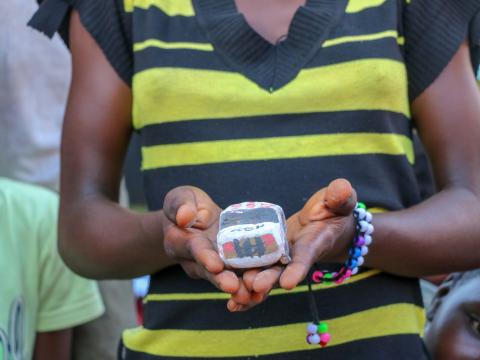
[31,0,480,358]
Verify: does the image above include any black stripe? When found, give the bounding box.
[133,8,207,43]
[121,334,429,359]
[143,154,422,217]
[143,271,422,330]
[140,111,411,146]
[134,37,403,74]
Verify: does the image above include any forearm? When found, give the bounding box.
[34,329,72,360]
[367,187,480,277]
[59,197,175,279]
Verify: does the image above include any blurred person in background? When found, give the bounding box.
[424,269,480,360]
[0,177,104,360]
[0,0,136,358]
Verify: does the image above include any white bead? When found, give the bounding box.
[351,267,359,275]
[359,220,369,233]
[361,246,369,256]
[365,212,372,222]
[307,323,318,334]
[357,256,364,266]
[364,235,372,246]
[355,208,366,220]
[309,334,321,345]
[365,224,374,235]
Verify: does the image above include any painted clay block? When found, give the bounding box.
[217,202,291,269]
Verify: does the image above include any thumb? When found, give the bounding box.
[324,178,357,216]
[163,186,219,229]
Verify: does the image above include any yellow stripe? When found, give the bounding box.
[145,269,381,302]
[133,59,410,128]
[124,0,194,16]
[346,0,386,13]
[323,30,399,48]
[134,39,213,52]
[135,30,400,53]
[141,133,414,170]
[398,36,405,46]
[123,303,425,357]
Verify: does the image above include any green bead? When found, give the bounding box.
[324,273,333,280]
[357,202,366,209]
[318,322,329,334]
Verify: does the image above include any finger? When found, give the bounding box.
[252,266,283,294]
[209,270,240,294]
[227,298,248,312]
[280,242,315,290]
[189,236,225,273]
[230,280,253,306]
[243,269,261,292]
[181,260,239,293]
[324,179,357,216]
[163,186,220,229]
[164,228,224,273]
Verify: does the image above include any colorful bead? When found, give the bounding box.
[351,267,359,275]
[364,235,372,246]
[312,271,324,283]
[318,322,329,334]
[357,202,366,209]
[357,256,364,266]
[308,334,321,345]
[356,236,366,247]
[320,333,331,347]
[361,246,369,256]
[307,323,318,334]
[365,212,373,222]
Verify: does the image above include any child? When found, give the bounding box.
[0,177,104,359]
[424,269,480,360]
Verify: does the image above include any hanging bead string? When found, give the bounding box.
[306,275,331,347]
[305,202,374,347]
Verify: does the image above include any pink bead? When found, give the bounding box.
[345,269,352,277]
[320,333,331,344]
[312,271,324,283]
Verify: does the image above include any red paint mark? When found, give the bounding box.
[246,202,256,208]
[262,234,275,245]
[223,242,235,252]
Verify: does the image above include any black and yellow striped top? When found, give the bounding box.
[31,0,480,358]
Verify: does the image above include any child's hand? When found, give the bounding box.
[280,178,357,290]
[227,179,358,309]
[162,186,240,294]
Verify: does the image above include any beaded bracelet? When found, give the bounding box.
[306,202,374,347]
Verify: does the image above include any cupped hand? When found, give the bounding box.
[162,186,240,294]
[223,179,357,310]
[280,178,357,290]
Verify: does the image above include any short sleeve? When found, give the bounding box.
[470,12,480,78]
[28,0,133,86]
[36,190,104,332]
[403,0,480,100]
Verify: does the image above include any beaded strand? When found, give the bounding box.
[305,202,374,347]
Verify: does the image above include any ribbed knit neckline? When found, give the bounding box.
[194,0,347,92]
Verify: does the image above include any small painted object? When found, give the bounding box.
[217,202,290,269]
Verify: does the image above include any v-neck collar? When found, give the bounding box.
[194,0,348,92]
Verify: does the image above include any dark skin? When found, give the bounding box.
[33,329,72,360]
[61,1,480,312]
[424,274,480,359]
